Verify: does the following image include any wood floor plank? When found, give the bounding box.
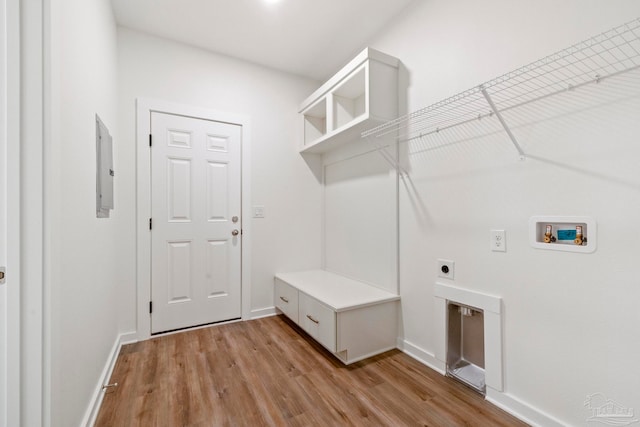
[95,315,528,427]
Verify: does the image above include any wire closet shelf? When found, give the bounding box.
[361,18,640,158]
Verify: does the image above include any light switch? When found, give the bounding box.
[253,205,265,218]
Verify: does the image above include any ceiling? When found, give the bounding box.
[110,0,415,82]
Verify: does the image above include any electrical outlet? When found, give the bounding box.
[437,259,455,279]
[491,229,506,252]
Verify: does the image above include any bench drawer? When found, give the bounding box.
[298,293,336,352]
[275,279,299,323]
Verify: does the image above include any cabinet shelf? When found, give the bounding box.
[300,47,399,154]
[303,98,327,144]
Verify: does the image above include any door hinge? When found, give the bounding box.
[149,134,152,147]
[149,301,153,314]
[149,218,152,230]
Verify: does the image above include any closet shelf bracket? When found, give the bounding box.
[366,136,409,176]
[480,87,526,160]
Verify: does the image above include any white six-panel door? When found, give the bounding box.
[150,112,242,333]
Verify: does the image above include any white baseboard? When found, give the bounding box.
[397,338,564,426]
[486,388,567,427]
[397,338,446,375]
[81,331,137,427]
[251,306,277,319]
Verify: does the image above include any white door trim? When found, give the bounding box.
[0,0,19,424]
[13,0,47,424]
[136,98,252,341]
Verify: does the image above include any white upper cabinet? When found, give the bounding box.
[299,48,399,154]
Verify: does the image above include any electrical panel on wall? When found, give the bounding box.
[96,114,114,218]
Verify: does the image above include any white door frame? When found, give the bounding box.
[21,0,46,424]
[4,0,48,424]
[136,98,252,341]
[1,0,7,421]
[3,0,40,424]
[0,0,17,424]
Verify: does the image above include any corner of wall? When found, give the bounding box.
[397,338,445,375]
[485,389,568,427]
[80,331,137,427]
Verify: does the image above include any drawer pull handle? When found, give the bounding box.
[279,296,289,303]
[306,314,319,324]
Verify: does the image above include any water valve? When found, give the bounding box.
[574,225,583,245]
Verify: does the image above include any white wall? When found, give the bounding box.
[116,28,322,330]
[48,0,121,425]
[367,1,640,425]
[323,146,398,293]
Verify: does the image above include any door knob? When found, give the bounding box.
[232,229,240,236]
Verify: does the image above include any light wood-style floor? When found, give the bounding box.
[96,315,527,426]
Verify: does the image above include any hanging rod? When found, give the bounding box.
[362,18,640,154]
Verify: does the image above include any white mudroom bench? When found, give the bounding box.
[274,269,400,364]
